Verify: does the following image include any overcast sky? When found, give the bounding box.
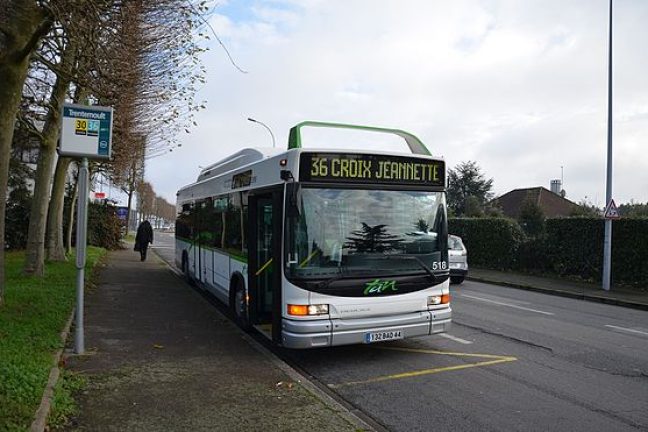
[144,0,648,208]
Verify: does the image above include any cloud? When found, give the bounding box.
[146,0,648,207]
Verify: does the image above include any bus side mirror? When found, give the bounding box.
[286,183,300,217]
[437,204,448,254]
[280,170,294,181]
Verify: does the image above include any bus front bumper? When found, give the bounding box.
[281,307,452,349]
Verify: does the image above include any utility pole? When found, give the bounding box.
[602,0,613,291]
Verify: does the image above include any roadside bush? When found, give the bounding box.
[515,236,550,273]
[545,218,602,281]
[87,203,123,250]
[449,218,525,270]
[65,201,123,250]
[450,216,648,286]
[63,201,123,251]
[546,218,648,286]
[611,219,648,285]
[5,186,32,250]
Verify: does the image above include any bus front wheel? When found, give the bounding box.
[232,281,250,330]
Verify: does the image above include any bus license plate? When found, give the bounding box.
[364,330,403,343]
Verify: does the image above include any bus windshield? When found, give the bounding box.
[285,187,448,280]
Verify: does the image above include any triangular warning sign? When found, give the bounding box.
[604,199,620,219]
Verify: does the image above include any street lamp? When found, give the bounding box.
[248,117,276,148]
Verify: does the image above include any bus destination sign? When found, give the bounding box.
[299,153,445,187]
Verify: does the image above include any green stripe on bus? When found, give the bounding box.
[175,236,248,264]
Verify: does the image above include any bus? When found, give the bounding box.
[175,121,451,349]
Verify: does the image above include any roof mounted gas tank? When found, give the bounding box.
[287,121,431,156]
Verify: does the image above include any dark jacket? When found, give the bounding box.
[135,221,153,250]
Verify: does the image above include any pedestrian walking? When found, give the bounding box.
[134,220,154,261]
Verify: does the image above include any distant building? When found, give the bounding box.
[492,186,580,219]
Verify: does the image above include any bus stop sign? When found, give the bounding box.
[59,103,113,160]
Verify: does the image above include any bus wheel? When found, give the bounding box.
[232,282,250,330]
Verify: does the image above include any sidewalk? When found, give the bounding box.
[468,268,648,311]
[64,248,368,431]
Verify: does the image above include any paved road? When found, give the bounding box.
[152,232,648,432]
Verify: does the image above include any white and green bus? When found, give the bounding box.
[176,121,451,349]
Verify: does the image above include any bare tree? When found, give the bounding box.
[136,181,155,222]
[21,0,208,274]
[4,0,220,289]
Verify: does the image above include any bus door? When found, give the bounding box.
[248,188,283,343]
[194,200,206,283]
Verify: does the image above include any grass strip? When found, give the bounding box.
[0,247,106,432]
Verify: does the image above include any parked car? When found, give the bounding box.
[448,235,468,284]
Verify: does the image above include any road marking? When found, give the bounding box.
[460,294,555,316]
[605,325,648,337]
[328,347,516,388]
[438,333,473,344]
[152,246,174,249]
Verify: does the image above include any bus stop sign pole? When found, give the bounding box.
[75,157,89,354]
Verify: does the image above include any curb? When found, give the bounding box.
[467,276,648,312]
[152,249,377,432]
[29,309,75,432]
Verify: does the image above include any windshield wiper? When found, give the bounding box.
[316,268,377,290]
[377,255,440,283]
[317,269,348,290]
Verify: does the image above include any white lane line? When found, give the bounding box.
[459,294,555,316]
[604,325,648,337]
[437,333,473,344]
[459,290,532,305]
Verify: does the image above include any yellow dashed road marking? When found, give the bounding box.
[328,346,517,388]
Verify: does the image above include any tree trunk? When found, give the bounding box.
[46,156,72,261]
[126,186,134,234]
[23,66,72,276]
[65,165,79,255]
[47,85,90,261]
[0,2,50,300]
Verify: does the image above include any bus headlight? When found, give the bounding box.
[428,296,442,305]
[428,294,450,306]
[288,304,329,316]
[308,304,329,315]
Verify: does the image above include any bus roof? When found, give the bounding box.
[177,122,441,202]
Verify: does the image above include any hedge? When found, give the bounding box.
[546,218,648,286]
[449,217,648,287]
[64,201,124,251]
[87,203,123,250]
[449,218,525,270]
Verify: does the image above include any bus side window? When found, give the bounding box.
[176,203,193,240]
[225,193,244,256]
[241,192,249,256]
[210,197,223,248]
